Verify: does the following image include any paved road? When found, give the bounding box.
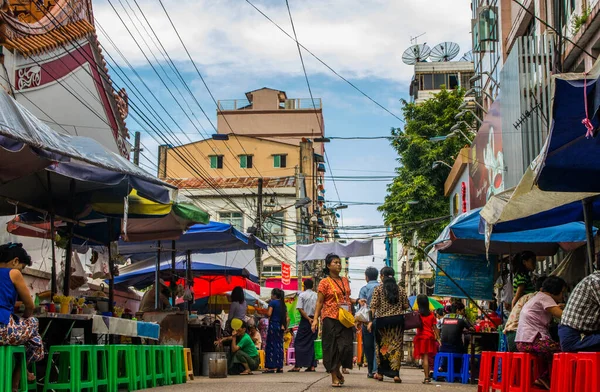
[153,366,478,392]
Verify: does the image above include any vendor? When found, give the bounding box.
[0,243,44,390]
[215,318,259,375]
[139,279,170,312]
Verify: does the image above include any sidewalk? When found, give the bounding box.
[153,366,478,391]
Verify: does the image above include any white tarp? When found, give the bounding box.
[296,240,374,262]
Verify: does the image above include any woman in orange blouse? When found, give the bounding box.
[312,254,356,387]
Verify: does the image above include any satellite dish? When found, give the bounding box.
[402,44,431,65]
[460,50,473,62]
[430,42,460,62]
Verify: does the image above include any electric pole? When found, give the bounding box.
[132,131,142,166]
[256,178,264,282]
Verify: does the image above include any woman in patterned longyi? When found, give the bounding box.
[368,266,410,383]
[0,243,44,391]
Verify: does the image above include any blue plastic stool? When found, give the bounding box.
[433,352,464,382]
[460,354,481,384]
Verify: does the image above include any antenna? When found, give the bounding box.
[402,44,432,65]
[430,42,460,62]
[410,32,426,45]
[460,50,473,62]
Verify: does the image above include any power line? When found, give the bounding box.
[245,0,404,124]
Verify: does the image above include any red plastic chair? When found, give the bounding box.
[573,352,600,392]
[507,353,546,392]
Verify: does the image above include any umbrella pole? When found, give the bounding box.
[186,250,192,310]
[47,172,57,300]
[155,240,161,310]
[583,197,597,272]
[171,240,176,306]
[62,179,76,296]
[108,225,114,314]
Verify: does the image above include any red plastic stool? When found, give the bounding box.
[550,353,578,392]
[508,352,546,392]
[478,352,512,392]
[573,352,600,392]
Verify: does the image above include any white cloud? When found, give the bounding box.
[94,0,473,85]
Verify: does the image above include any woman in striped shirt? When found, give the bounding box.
[511,251,538,309]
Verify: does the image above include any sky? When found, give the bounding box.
[93,0,474,234]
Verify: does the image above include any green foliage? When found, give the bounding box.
[572,7,591,35]
[379,87,468,249]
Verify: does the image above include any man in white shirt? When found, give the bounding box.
[289,279,318,372]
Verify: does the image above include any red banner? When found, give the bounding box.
[281,262,291,285]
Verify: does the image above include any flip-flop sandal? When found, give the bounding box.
[262,370,275,374]
[394,377,402,383]
[276,369,284,373]
[423,378,431,384]
[240,371,254,375]
[305,368,316,372]
[288,368,301,372]
[331,382,342,388]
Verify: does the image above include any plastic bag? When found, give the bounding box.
[355,304,370,323]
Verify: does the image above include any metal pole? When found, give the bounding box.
[47,172,57,299]
[186,250,193,310]
[108,225,114,315]
[171,240,176,306]
[583,198,597,272]
[63,179,76,296]
[256,178,263,282]
[155,241,162,309]
[133,131,142,166]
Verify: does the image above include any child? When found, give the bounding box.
[283,328,293,365]
[413,294,440,384]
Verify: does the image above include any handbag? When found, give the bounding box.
[403,311,423,330]
[328,278,355,328]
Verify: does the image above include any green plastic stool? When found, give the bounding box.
[129,346,147,390]
[139,346,155,388]
[108,345,136,392]
[152,346,167,387]
[94,346,109,392]
[164,346,179,385]
[77,345,95,392]
[43,346,78,392]
[1,346,28,392]
[175,346,186,384]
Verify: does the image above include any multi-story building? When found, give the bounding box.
[157,132,337,282]
[410,61,476,104]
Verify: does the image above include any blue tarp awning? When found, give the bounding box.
[536,63,600,192]
[117,221,268,258]
[433,208,593,256]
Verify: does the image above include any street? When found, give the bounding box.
[154,367,477,391]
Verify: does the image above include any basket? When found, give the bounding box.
[314,340,323,360]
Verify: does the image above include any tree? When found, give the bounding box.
[379,87,470,250]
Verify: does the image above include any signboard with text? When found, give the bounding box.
[281,262,291,285]
[434,253,496,300]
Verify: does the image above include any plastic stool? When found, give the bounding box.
[175,346,186,384]
[461,354,481,384]
[550,353,578,392]
[573,352,600,392]
[43,346,78,392]
[152,346,167,386]
[108,345,136,391]
[507,352,546,392]
[77,345,95,392]
[1,346,28,392]
[140,346,155,388]
[433,352,462,382]
[129,345,145,390]
[183,348,194,381]
[94,346,109,392]
[258,350,266,370]
[163,345,180,385]
[490,352,512,392]
[287,348,296,366]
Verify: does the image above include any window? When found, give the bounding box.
[210,155,223,169]
[263,212,285,245]
[273,154,287,168]
[240,155,253,169]
[218,212,243,231]
[262,265,282,277]
[434,74,446,89]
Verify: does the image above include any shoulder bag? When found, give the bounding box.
[403,311,423,330]
[328,278,355,328]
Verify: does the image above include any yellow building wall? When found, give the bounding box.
[164,135,300,179]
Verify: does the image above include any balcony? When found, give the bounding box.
[217,98,322,111]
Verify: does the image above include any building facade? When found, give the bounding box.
[410,61,475,104]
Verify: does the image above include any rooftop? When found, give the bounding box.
[168,176,297,190]
[217,87,321,111]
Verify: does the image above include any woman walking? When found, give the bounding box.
[413,294,439,384]
[312,254,355,387]
[263,288,288,373]
[367,266,410,383]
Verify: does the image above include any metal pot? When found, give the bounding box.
[202,352,227,377]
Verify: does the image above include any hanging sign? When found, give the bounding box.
[281,262,291,285]
[433,253,496,300]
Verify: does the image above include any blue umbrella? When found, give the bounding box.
[433,208,594,256]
